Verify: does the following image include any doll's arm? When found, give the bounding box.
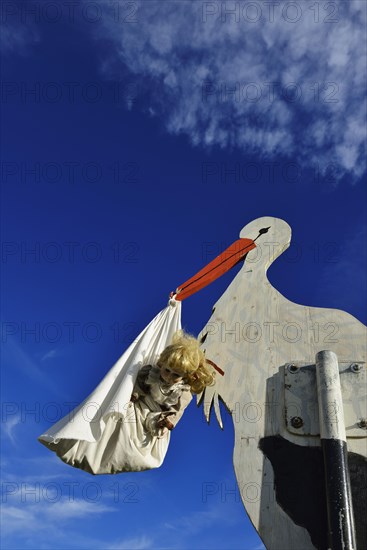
[131,364,152,401]
[161,389,193,429]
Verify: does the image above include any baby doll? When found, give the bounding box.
[37,328,216,474]
[130,329,216,438]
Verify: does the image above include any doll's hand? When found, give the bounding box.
[130,392,139,403]
[157,417,174,431]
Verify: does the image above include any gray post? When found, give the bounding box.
[315,350,357,550]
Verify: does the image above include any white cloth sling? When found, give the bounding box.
[38,298,182,474]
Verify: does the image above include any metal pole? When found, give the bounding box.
[315,350,357,550]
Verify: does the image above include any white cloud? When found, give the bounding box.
[46,498,115,520]
[104,535,154,550]
[1,498,117,537]
[39,348,58,361]
[1,451,257,550]
[3,338,68,398]
[1,414,21,445]
[0,15,40,55]
[163,500,242,535]
[1,495,154,550]
[89,0,366,182]
[1,451,119,545]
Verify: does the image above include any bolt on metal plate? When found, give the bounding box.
[283,361,367,438]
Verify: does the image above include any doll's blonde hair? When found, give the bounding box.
[157,329,216,394]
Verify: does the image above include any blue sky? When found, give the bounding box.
[1,1,366,549]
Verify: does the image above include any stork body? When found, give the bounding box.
[199,217,366,550]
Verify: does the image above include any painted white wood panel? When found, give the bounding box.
[198,217,366,549]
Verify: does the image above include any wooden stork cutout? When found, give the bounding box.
[197,217,366,550]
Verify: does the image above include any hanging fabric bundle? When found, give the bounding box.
[38,298,182,475]
[38,235,256,475]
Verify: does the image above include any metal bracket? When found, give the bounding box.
[283,361,367,438]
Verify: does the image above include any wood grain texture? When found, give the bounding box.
[197,217,366,550]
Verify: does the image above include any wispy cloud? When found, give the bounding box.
[163,501,241,535]
[0,5,40,55]
[1,452,262,550]
[104,535,154,550]
[1,414,21,445]
[47,498,115,520]
[3,338,68,398]
[0,454,155,549]
[39,348,59,362]
[1,498,117,537]
[157,499,263,550]
[1,496,154,550]
[89,0,366,182]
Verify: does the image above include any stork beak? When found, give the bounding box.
[174,237,256,301]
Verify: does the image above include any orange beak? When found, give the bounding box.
[173,238,256,301]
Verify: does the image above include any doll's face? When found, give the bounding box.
[159,364,184,385]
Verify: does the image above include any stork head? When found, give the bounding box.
[240,216,292,274]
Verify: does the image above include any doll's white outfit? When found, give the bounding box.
[38,365,192,475]
[38,300,188,475]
